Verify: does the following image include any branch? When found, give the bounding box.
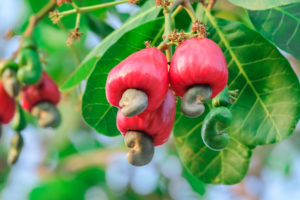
[162,8,173,45]
[182,0,197,23]
[24,0,57,37]
[157,4,183,50]
[58,0,128,18]
[207,0,216,10]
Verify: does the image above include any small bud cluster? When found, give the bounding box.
[167,30,188,44]
[191,20,208,38]
[49,10,61,24]
[144,41,152,48]
[155,0,170,8]
[66,28,84,46]
[57,0,72,6]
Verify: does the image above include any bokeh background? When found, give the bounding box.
[0,0,300,199]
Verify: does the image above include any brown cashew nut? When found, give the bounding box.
[124,131,154,166]
[7,132,24,165]
[2,68,21,98]
[31,102,61,128]
[119,89,148,117]
[181,84,212,118]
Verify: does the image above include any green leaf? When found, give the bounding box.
[60,0,161,90]
[249,3,300,59]
[86,14,115,38]
[204,15,300,146]
[183,169,206,195]
[82,18,164,136]
[29,178,87,200]
[174,11,300,184]
[228,0,300,10]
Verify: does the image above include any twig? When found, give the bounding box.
[24,0,57,37]
[165,47,171,62]
[58,0,128,18]
[75,13,81,28]
[207,0,216,10]
[172,5,183,17]
[182,0,197,22]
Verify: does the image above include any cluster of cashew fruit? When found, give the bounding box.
[105,36,233,166]
[0,37,61,165]
[106,48,176,166]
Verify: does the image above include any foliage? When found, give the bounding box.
[1,0,300,198]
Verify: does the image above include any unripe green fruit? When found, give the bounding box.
[201,107,232,151]
[17,49,42,85]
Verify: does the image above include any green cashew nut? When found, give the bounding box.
[17,48,42,85]
[7,132,24,165]
[124,131,154,166]
[212,86,230,108]
[10,104,27,132]
[31,102,61,128]
[201,107,232,151]
[119,89,148,117]
[181,85,212,118]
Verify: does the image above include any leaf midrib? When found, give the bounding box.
[273,6,300,22]
[205,10,282,140]
[95,106,113,127]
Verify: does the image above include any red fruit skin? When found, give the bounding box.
[117,90,176,146]
[21,72,61,112]
[106,47,169,112]
[0,80,15,124]
[169,38,228,98]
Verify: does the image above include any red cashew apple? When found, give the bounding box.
[106,47,169,117]
[21,72,60,111]
[0,80,15,124]
[117,90,176,166]
[21,72,61,128]
[0,79,15,137]
[169,38,228,117]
